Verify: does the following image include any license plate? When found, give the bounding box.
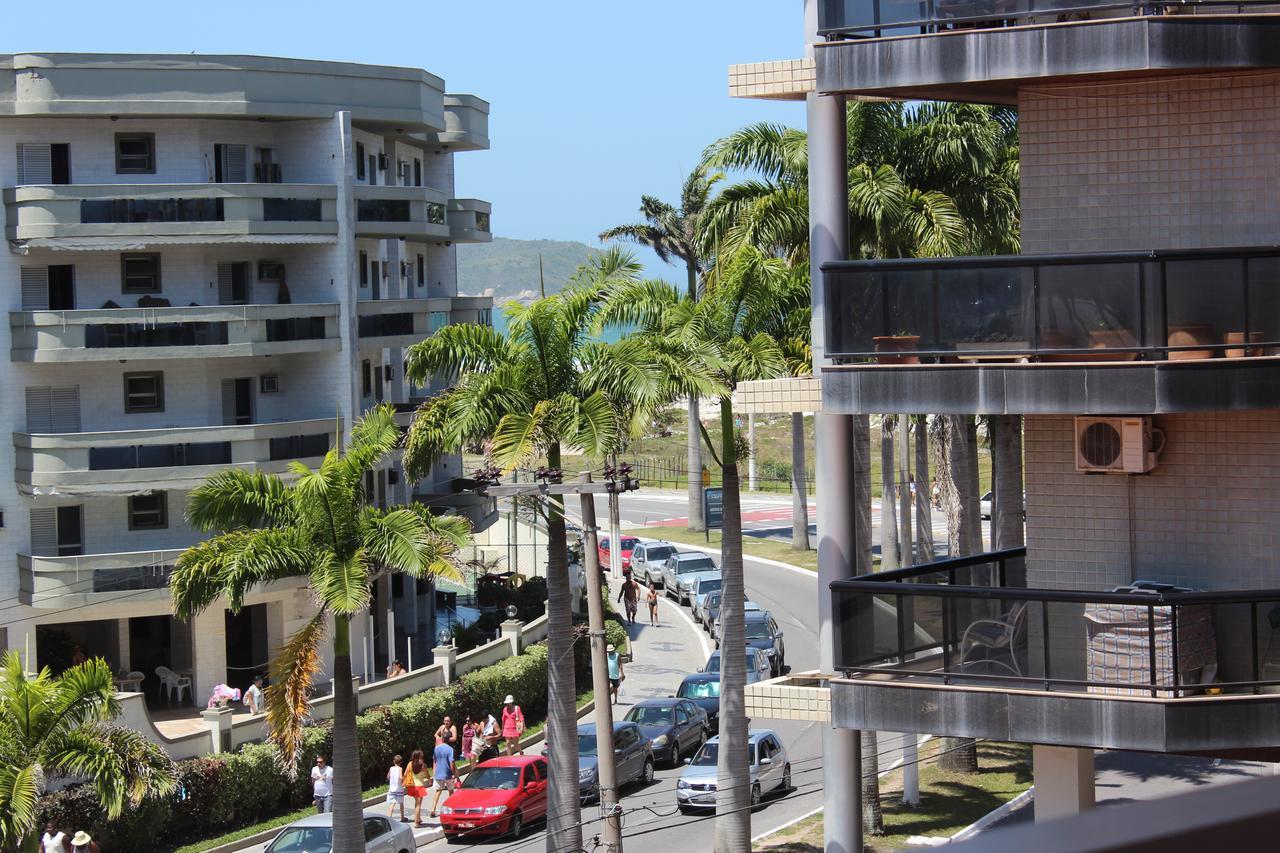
[458,822,476,828]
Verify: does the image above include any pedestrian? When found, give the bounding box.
[502,695,525,756]
[41,822,68,853]
[406,748,429,827]
[435,715,458,755]
[244,674,265,715]
[68,832,99,853]
[475,710,499,763]
[429,734,456,818]
[386,753,406,822]
[646,582,659,627]
[461,715,476,762]
[386,659,406,678]
[617,574,640,624]
[606,644,625,705]
[310,754,334,814]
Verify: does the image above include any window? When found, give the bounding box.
[114,133,155,174]
[417,253,425,286]
[363,817,390,842]
[478,308,493,327]
[428,311,449,334]
[676,704,690,724]
[362,360,372,397]
[534,758,548,780]
[123,372,164,413]
[413,157,422,186]
[128,493,168,529]
[121,254,161,294]
[356,142,366,180]
[359,251,369,287]
[523,765,536,786]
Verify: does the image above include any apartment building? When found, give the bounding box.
[0,53,493,707]
[732,1,1280,846]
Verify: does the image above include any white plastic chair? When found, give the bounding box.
[155,666,192,704]
[959,602,1028,676]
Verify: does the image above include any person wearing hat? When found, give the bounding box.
[501,695,525,756]
[244,674,265,715]
[70,831,99,853]
[606,644,625,705]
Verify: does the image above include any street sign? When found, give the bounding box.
[703,486,723,531]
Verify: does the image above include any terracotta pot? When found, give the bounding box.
[1224,331,1266,358]
[1038,328,1078,363]
[1167,324,1215,360]
[873,335,921,365]
[1086,329,1138,362]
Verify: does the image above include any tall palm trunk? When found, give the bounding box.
[991,415,1025,551]
[861,730,884,834]
[715,399,751,852]
[790,413,810,550]
[330,617,363,853]
[686,260,705,532]
[854,415,873,575]
[544,445,583,853]
[880,418,899,571]
[914,416,933,564]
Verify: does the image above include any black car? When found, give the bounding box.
[550,721,654,802]
[624,698,709,767]
[675,673,721,733]
[744,610,786,676]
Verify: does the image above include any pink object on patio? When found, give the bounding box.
[207,683,242,708]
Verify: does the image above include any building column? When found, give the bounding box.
[190,608,227,707]
[115,619,131,672]
[1033,746,1095,822]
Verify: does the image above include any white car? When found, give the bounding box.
[264,808,416,853]
[662,553,719,605]
[980,490,1026,520]
[690,575,724,623]
[676,729,791,813]
[631,541,679,587]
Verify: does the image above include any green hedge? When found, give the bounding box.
[38,642,568,851]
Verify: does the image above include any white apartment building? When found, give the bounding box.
[0,52,494,707]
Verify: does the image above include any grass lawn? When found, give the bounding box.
[626,526,818,572]
[755,742,1032,852]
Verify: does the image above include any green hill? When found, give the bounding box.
[457,237,599,302]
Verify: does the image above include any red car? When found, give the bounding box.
[598,536,640,572]
[439,755,548,842]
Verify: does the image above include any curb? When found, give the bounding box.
[948,786,1035,843]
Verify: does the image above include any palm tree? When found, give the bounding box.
[914,416,934,564]
[990,415,1025,551]
[404,257,706,853]
[599,166,721,533]
[0,651,177,852]
[879,416,900,571]
[169,406,469,853]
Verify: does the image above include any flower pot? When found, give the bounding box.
[1086,329,1138,362]
[1167,324,1215,360]
[872,335,921,365]
[1224,331,1266,358]
[1038,328,1078,362]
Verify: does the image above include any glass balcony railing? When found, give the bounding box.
[262,197,322,221]
[832,548,1280,698]
[358,313,416,338]
[268,433,330,462]
[825,247,1280,363]
[81,197,224,223]
[88,442,233,471]
[357,199,412,222]
[265,316,327,342]
[85,321,229,349]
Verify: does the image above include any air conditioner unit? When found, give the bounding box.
[259,374,280,394]
[1075,416,1160,473]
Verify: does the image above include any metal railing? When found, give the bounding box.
[831,547,1280,697]
[824,246,1280,362]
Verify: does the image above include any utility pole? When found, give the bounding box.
[898,413,920,806]
[603,462,630,580]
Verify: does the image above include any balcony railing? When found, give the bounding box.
[832,548,1280,698]
[19,549,184,607]
[816,0,1276,37]
[825,247,1280,363]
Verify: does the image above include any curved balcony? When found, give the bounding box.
[15,417,338,495]
[353,185,450,240]
[427,94,490,151]
[822,246,1280,415]
[447,198,492,244]
[19,549,183,608]
[3,183,339,249]
[10,302,340,362]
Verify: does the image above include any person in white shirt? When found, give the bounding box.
[386,753,406,821]
[244,675,265,715]
[41,823,67,853]
[311,755,334,813]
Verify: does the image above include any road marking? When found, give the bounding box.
[751,805,824,844]
[662,593,712,660]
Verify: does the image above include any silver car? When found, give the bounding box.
[264,808,416,853]
[676,729,791,813]
[631,541,679,587]
[662,553,719,605]
[691,575,724,623]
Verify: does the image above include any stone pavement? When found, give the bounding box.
[607,573,714,711]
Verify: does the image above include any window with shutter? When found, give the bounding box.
[25,386,80,433]
[121,254,161,294]
[20,267,49,310]
[217,262,251,305]
[29,507,57,556]
[16,143,51,185]
[56,506,83,556]
[215,144,247,182]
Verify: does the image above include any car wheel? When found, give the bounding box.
[640,757,655,786]
[508,810,523,839]
[750,783,762,811]
[781,763,792,793]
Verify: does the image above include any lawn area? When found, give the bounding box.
[625,526,818,572]
[755,742,1032,852]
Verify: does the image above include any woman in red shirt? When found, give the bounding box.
[501,694,525,756]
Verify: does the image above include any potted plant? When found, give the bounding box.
[872,331,921,365]
[1167,324,1215,361]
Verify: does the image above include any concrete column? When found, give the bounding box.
[115,619,131,672]
[1033,746,1095,822]
[501,619,524,656]
[202,706,234,754]
[190,608,227,707]
[434,644,457,683]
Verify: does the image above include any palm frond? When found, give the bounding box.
[404,322,520,385]
[170,528,312,618]
[185,469,293,532]
[0,763,39,852]
[311,553,371,616]
[44,723,176,817]
[266,611,327,777]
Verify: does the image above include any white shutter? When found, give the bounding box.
[25,387,52,433]
[221,379,237,425]
[49,386,80,433]
[20,266,48,310]
[217,263,235,304]
[16,143,51,185]
[219,144,247,182]
[29,507,56,556]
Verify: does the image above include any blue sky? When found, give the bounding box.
[11,1,805,257]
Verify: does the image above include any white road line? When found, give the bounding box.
[751,805,824,844]
[662,593,712,659]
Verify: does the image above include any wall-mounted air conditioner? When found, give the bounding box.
[1075,416,1164,473]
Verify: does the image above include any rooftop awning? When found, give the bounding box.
[10,234,337,254]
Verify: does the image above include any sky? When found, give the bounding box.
[9,1,806,264]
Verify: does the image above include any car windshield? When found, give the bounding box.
[697,579,723,595]
[646,546,675,561]
[461,766,521,790]
[745,621,773,640]
[626,706,673,726]
[267,827,332,853]
[677,559,715,574]
[679,679,721,699]
[690,742,754,767]
[578,733,598,755]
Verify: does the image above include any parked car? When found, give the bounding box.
[676,729,791,814]
[624,697,709,767]
[691,575,724,623]
[439,756,548,842]
[701,590,722,632]
[563,721,655,802]
[980,490,1025,520]
[631,541,679,587]
[662,552,719,605]
[264,809,415,853]
[710,599,762,642]
[675,672,722,733]
[742,610,786,676]
[700,648,772,684]
[598,536,640,573]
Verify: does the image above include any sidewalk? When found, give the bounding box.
[607,575,712,710]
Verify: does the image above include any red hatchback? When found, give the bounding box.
[598,536,640,572]
[440,755,548,842]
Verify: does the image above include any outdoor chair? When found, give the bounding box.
[155,665,191,704]
[959,602,1028,676]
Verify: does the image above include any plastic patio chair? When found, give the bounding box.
[959,602,1028,676]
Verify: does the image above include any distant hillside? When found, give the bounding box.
[457,237,598,303]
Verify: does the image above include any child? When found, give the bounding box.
[386,754,406,821]
[406,749,428,827]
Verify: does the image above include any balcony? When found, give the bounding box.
[829,548,1280,754]
[353,185,449,240]
[813,3,1280,103]
[447,198,492,244]
[15,417,337,495]
[10,303,340,362]
[357,298,464,346]
[821,246,1280,415]
[19,549,183,608]
[427,94,490,151]
[3,183,339,249]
